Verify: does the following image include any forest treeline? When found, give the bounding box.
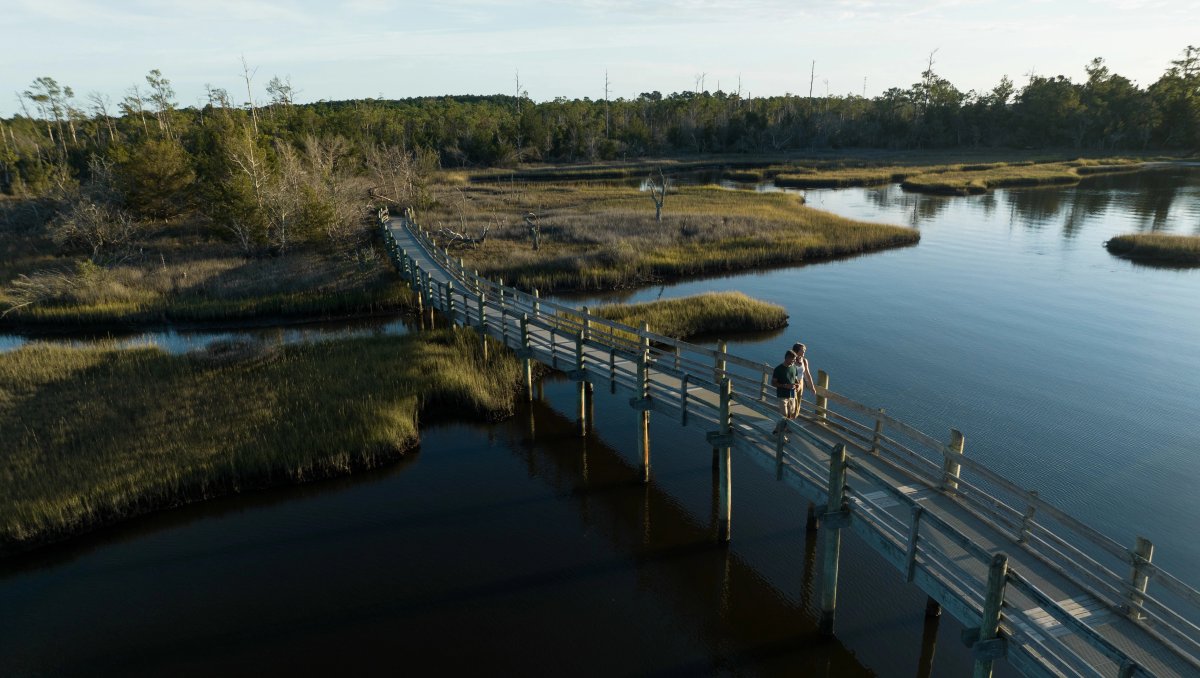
[1,49,1197,256]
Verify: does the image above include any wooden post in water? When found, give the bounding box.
[521,314,533,402]
[576,329,587,437]
[942,429,965,493]
[717,378,733,543]
[1127,536,1155,621]
[972,553,1010,678]
[816,370,829,421]
[818,444,848,635]
[637,321,652,483]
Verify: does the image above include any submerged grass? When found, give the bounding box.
[426,182,918,292]
[0,330,520,554]
[1104,233,1200,264]
[594,292,788,338]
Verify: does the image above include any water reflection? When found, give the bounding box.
[857,185,952,227]
[0,315,413,355]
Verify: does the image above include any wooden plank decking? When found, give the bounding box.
[383,216,1200,678]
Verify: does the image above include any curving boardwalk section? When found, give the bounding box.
[382,216,1200,678]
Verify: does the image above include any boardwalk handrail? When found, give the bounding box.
[385,217,1200,677]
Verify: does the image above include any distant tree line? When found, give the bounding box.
[1,48,1197,246]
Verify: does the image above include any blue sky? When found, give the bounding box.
[3,0,1197,116]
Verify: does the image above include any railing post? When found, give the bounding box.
[532,288,540,317]
[819,443,848,635]
[445,281,455,324]
[637,321,651,399]
[816,370,829,421]
[1127,536,1155,621]
[870,411,885,456]
[760,364,770,400]
[414,265,424,315]
[498,277,506,313]
[609,348,617,394]
[1017,491,1038,544]
[521,314,533,402]
[477,292,488,361]
[581,306,591,342]
[679,373,689,425]
[972,553,1010,678]
[714,339,727,385]
[942,429,965,493]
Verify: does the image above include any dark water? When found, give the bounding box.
[4,168,1197,676]
[0,384,994,676]
[573,167,1200,577]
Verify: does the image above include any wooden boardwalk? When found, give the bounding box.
[383,216,1200,678]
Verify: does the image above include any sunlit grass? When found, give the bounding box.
[424,182,918,292]
[900,159,1144,195]
[0,330,520,553]
[1105,233,1200,264]
[595,292,787,338]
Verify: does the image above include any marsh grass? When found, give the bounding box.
[425,182,918,292]
[899,159,1145,195]
[2,245,413,327]
[595,292,787,338]
[0,330,520,554]
[1105,233,1200,264]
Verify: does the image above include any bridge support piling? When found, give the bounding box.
[639,410,651,483]
[916,601,942,678]
[819,444,848,636]
[578,380,588,437]
[972,553,1010,678]
[717,378,733,543]
[635,321,652,482]
[806,501,820,533]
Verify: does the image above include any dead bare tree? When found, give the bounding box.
[437,222,490,249]
[524,211,541,251]
[240,56,259,136]
[647,169,667,223]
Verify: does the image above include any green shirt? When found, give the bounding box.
[772,363,799,398]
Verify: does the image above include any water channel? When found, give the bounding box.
[2,167,1198,676]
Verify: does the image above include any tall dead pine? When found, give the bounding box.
[647,169,667,223]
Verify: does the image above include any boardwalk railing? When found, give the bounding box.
[384,217,1200,678]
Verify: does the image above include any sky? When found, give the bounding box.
[3,0,1198,116]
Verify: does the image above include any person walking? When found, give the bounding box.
[771,350,798,435]
[790,342,818,417]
